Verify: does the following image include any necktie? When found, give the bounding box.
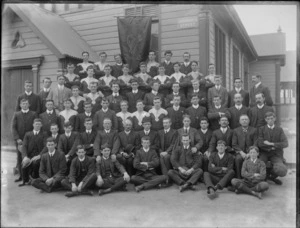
[184,128,188,134]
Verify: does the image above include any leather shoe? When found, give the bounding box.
[253,191,262,199]
[80,190,93,196]
[179,183,188,192]
[268,176,282,185]
[215,184,223,190]
[14,177,22,182]
[227,186,236,192]
[18,182,30,187]
[189,185,196,191]
[135,185,143,193]
[161,182,172,188]
[65,192,79,198]
[207,188,217,199]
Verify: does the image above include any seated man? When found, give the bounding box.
[207,95,229,131]
[31,137,67,193]
[19,118,48,186]
[204,140,235,199]
[39,99,60,136]
[166,95,186,130]
[257,112,288,185]
[96,144,130,196]
[232,114,258,179]
[168,134,203,192]
[126,78,145,113]
[186,93,207,130]
[131,136,167,192]
[61,145,97,197]
[143,81,164,112]
[148,96,168,131]
[231,146,269,199]
[93,98,118,131]
[106,81,125,113]
[115,118,140,176]
[137,116,159,152]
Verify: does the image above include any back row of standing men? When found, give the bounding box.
[12,50,287,199]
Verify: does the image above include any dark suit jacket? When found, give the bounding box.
[93,130,119,156]
[249,105,274,128]
[226,106,249,130]
[22,131,48,158]
[75,113,95,133]
[186,89,207,107]
[111,64,123,78]
[249,83,273,107]
[69,156,96,183]
[186,105,207,130]
[207,106,230,131]
[179,62,192,75]
[16,92,41,114]
[164,92,187,108]
[106,94,125,113]
[47,87,72,111]
[96,157,126,178]
[126,90,145,113]
[161,61,174,76]
[134,148,160,176]
[58,132,79,157]
[228,89,249,107]
[40,134,60,154]
[257,125,288,154]
[115,131,140,154]
[39,111,60,135]
[143,92,165,111]
[39,150,67,181]
[137,130,160,151]
[208,152,234,176]
[158,128,178,154]
[209,128,234,153]
[198,129,213,153]
[171,145,202,170]
[166,107,186,130]
[208,86,229,110]
[71,130,97,156]
[39,90,51,113]
[175,127,202,150]
[232,126,258,153]
[93,109,118,131]
[12,111,38,141]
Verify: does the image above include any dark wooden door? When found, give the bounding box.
[1,68,33,145]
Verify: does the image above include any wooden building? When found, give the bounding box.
[2,3,258,144]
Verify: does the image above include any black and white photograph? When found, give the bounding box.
[1,2,298,227]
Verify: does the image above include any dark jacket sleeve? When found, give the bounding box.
[147,151,160,169]
[170,147,181,169]
[53,153,67,179]
[133,151,147,171]
[274,128,288,149]
[82,158,96,183]
[39,155,50,181]
[22,133,29,157]
[68,159,77,183]
[207,155,223,174]
[12,112,20,140]
[115,160,126,174]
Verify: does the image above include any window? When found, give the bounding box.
[125,5,159,61]
[280,82,296,104]
[215,24,226,85]
[233,46,239,78]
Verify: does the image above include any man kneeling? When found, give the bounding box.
[231,146,269,199]
[61,145,97,197]
[168,134,203,192]
[131,136,167,192]
[96,144,130,196]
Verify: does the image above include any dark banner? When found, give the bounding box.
[117,16,152,74]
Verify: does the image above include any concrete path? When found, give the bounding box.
[1,151,296,227]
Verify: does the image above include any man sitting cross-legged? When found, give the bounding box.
[96,144,130,196]
[230,146,269,199]
[61,145,97,197]
[168,134,203,192]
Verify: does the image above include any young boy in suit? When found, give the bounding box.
[148,96,168,131]
[207,95,229,131]
[168,134,203,192]
[96,144,130,196]
[93,98,118,131]
[137,116,160,152]
[146,50,159,77]
[257,112,288,185]
[161,50,174,76]
[228,78,249,107]
[16,80,41,114]
[40,123,60,154]
[19,118,48,186]
[231,146,269,199]
[126,78,145,113]
[111,54,124,78]
[186,93,207,130]
[179,52,192,75]
[198,117,213,172]
[31,137,67,193]
[106,81,125,113]
[131,136,167,192]
[61,145,97,197]
[64,62,81,89]
[39,99,60,136]
[12,98,38,182]
[207,75,228,110]
[134,62,152,94]
[75,101,95,132]
[70,85,85,113]
[143,81,165,112]
[98,65,116,97]
[164,82,187,108]
[85,82,104,114]
[39,77,52,113]
[204,140,235,199]
[166,95,186,130]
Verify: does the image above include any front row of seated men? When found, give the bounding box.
[19,111,288,200]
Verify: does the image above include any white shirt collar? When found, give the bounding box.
[105,129,110,133]
[164,128,170,133]
[102,108,108,113]
[152,90,158,95]
[215,85,221,90]
[201,129,208,134]
[86,130,92,134]
[65,132,71,137]
[85,112,91,117]
[25,91,32,96]
[49,150,56,157]
[112,92,119,97]
[21,109,29,113]
[220,127,228,133]
[103,156,109,160]
[184,127,190,131]
[184,62,190,66]
[43,88,50,92]
[58,84,64,90]
[52,134,58,139]
[218,153,225,159]
[183,145,190,150]
[251,158,257,163]
[173,105,180,111]
[165,60,170,64]
[255,82,262,88]
[33,130,40,135]
[235,87,242,93]
[78,157,85,162]
[47,110,53,114]
[235,104,243,110]
[143,148,150,153]
[257,104,264,109]
[193,89,199,93]
[215,105,221,109]
[132,89,138,94]
[144,130,150,135]
[173,92,179,96]
[125,130,131,134]
[268,125,275,129]
[192,104,199,109]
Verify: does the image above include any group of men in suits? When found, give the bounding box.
[11,50,288,200]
